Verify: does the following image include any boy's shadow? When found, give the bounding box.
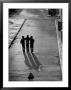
[23,51,32,70]
[31,52,41,67]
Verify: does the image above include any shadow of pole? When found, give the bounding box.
[27,52,38,70]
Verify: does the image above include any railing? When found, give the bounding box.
[55,20,62,70]
[9,19,27,49]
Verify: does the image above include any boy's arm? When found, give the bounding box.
[20,39,22,43]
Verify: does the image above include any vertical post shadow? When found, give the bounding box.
[23,52,32,70]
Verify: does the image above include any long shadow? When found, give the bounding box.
[23,52,32,70]
[31,52,41,67]
[27,52,38,70]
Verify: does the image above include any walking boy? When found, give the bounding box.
[25,35,30,52]
[30,36,34,53]
[20,36,25,52]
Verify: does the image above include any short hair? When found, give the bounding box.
[27,35,29,37]
[22,36,24,38]
[30,36,33,38]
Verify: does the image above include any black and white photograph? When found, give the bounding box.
[3,3,68,87]
[9,8,62,81]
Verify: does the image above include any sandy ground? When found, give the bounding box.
[9,9,62,81]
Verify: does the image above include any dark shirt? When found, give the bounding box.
[26,37,29,43]
[30,38,34,44]
[20,38,25,45]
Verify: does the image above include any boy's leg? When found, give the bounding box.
[31,47,33,53]
[26,45,29,52]
[23,47,25,52]
[31,45,34,52]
